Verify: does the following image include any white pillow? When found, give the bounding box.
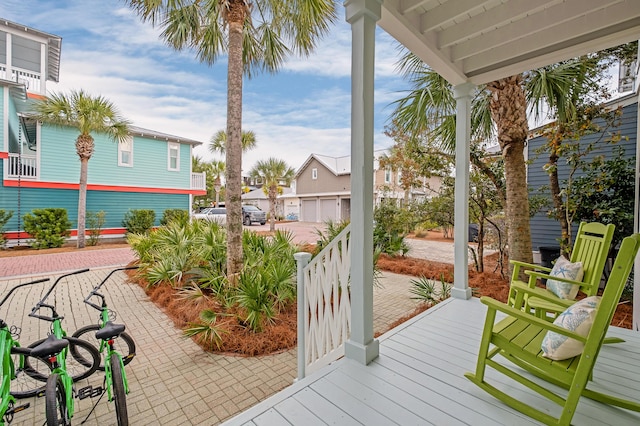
[546,256,584,299]
[541,296,599,360]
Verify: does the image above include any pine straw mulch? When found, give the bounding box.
[126,271,297,357]
[377,251,634,330]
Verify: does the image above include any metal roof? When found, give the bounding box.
[380,0,640,86]
[128,125,203,146]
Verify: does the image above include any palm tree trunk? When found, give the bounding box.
[486,75,533,275]
[77,157,89,248]
[225,5,246,279]
[269,186,277,232]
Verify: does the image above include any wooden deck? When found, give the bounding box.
[223,297,640,425]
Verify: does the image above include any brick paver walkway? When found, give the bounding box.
[0,229,437,425]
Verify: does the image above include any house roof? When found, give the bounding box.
[242,187,294,200]
[295,149,393,178]
[1,19,62,83]
[129,125,203,146]
[380,0,640,86]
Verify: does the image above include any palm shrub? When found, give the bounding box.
[23,208,71,249]
[409,275,452,306]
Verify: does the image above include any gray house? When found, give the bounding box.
[527,91,637,253]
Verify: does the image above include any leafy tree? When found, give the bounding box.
[128,0,337,278]
[249,158,295,231]
[32,90,130,248]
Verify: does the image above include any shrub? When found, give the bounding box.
[0,209,13,248]
[160,209,189,226]
[122,209,155,234]
[22,208,71,249]
[86,210,106,246]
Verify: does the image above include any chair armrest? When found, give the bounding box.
[511,281,574,306]
[525,270,584,287]
[480,296,587,342]
[510,260,552,273]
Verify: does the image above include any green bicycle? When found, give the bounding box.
[27,269,101,426]
[71,266,137,426]
[0,277,50,424]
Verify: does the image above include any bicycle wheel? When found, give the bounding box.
[9,346,50,398]
[71,325,136,371]
[110,355,129,426]
[26,337,100,382]
[45,373,70,426]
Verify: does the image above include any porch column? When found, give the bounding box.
[634,53,640,331]
[344,0,381,364]
[451,82,475,300]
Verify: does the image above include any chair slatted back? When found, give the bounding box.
[569,222,615,297]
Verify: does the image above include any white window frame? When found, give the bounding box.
[168,142,180,171]
[384,167,391,184]
[118,136,133,167]
[397,170,402,185]
[311,168,318,180]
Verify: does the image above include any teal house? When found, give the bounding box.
[0,19,206,244]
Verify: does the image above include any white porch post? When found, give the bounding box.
[451,82,475,300]
[344,0,380,364]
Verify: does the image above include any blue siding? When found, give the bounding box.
[39,125,191,189]
[0,88,4,151]
[0,183,189,232]
[527,101,637,250]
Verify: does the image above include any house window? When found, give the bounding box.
[168,142,179,171]
[384,167,391,183]
[118,136,133,167]
[312,168,318,180]
[397,170,402,185]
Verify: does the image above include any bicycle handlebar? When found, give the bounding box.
[29,269,89,321]
[83,266,139,311]
[0,277,50,308]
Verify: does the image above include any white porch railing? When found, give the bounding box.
[191,172,206,190]
[295,224,351,379]
[7,153,37,178]
[0,65,42,93]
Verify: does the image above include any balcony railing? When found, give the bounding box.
[7,153,37,179]
[191,172,206,190]
[0,65,42,93]
[295,224,351,379]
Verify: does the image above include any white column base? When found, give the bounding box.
[345,338,380,365]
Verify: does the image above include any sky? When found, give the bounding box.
[0,0,410,173]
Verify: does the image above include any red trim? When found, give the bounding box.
[27,93,46,100]
[0,152,8,159]
[3,179,205,195]
[4,228,127,239]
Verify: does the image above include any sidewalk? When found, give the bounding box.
[1,241,423,425]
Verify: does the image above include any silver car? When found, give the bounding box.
[193,207,227,224]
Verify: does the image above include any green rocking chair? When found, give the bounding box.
[509,222,615,318]
[465,233,640,426]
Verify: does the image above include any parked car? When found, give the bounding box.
[242,205,266,226]
[193,207,227,224]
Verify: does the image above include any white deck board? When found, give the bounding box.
[224,298,640,426]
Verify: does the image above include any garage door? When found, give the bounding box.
[301,200,317,222]
[320,199,337,222]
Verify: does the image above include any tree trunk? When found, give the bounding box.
[225,4,246,279]
[77,157,89,249]
[547,138,570,255]
[269,186,277,232]
[486,75,533,276]
[75,134,94,249]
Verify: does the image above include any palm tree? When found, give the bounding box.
[32,90,130,249]
[249,158,295,232]
[210,159,226,206]
[128,0,336,278]
[391,52,598,271]
[209,129,257,156]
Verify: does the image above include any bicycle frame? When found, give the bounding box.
[83,266,137,401]
[0,277,50,424]
[29,269,89,420]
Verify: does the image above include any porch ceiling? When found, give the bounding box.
[379,0,640,86]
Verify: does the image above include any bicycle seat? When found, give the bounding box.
[30,334,69,358]
[95,321,125,340]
